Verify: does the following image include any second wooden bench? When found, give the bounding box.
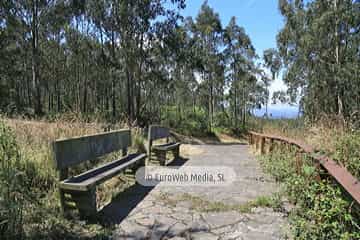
[148,125,181,165]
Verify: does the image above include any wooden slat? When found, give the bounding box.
[59,153,146,191]
[149,125,170,141]
[249,131,360,205]
[53,129,131,170]
[152,142,180,151]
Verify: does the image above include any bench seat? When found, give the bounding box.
[59,153,146,192]
[152,142,181,151]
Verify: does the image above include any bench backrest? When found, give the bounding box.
[52,129,131,170]
[148,125,170,141]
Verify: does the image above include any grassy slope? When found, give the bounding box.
[250,117,360,179]
[1,117,140,239]
[252,117,360,239]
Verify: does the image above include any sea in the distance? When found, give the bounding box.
[254,105,300,119]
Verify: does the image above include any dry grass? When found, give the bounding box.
[3,118,103,174]
[255,117,346,154]
[2,117,133,162]
[0,116,152,238]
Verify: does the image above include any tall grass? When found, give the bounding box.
[0,116,139,239]
[249,116,360,178]
[0,121,26,239]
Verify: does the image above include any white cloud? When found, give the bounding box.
[269,73,287,97]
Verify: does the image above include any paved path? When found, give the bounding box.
[108,144,290,240]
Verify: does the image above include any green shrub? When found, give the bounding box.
[0,121,26,239]
[213,111,231,128]
[289,178,360,240]
[259,148,360,240]
[333,132,360,179]
[258,148,297,181]
[162,106,208,136]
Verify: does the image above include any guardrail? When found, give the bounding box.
[248,131,360,205]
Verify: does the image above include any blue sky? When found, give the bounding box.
[180,0,298,117]
[181,0,283,57]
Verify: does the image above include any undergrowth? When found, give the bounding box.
[161,106,246,138]
[0,117,146,239]
[258,148,360,240]
[251,116,360,180]
[333,132,360,179]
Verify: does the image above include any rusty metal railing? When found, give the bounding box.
[248,131,360,205]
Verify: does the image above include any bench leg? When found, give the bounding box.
[71,187,97,220]
[172,147,180,160]
[155,151,167,166]
[131,157,146,173]
[59,188,69,216]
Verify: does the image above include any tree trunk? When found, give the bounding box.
[31,0,42,115]
[126,68,133,123]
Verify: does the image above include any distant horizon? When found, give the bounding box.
[253,104,300,119]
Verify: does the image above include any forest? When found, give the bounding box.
[0,0,360,239]
[1,1,359,128]
[1,0,270,132]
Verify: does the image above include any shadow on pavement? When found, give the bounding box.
[98,156,188,225]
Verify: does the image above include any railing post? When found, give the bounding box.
[255,136,259,151]
[295,150,303,174]
[260,137,265,154]
[268,139,274,153]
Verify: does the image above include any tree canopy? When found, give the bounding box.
[276,0,360,121]
[0,0,270,130]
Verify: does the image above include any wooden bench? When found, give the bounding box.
[148,125,181,165]
[52,129,146,219]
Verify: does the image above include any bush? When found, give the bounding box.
[289,178,360,240]
[333,132,360,179]
[258,148,297,181]
[161,106,208,136]
[0,121,27,239]
[259,147,360,240]
[213,111,232,128]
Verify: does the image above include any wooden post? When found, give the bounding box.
[155,150,167,166]
[295,151,303,174]
[73,187,97,220]
[255,136,259,151]
[249,134,253,145]
[172,147,179,160]
[314,159,322,181]
[260,137,265,154]
[269,139,274,153]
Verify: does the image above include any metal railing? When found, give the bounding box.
[249,131,360,205]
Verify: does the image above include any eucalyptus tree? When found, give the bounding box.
[262,48,281,116]
[277,0,360,121]
[0,0,271,132]
[0,0,73,115]
[192,1,223,130]
[98,0,186,122]
[224,17,256,126]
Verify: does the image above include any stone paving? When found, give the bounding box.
[111,144,290,240]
